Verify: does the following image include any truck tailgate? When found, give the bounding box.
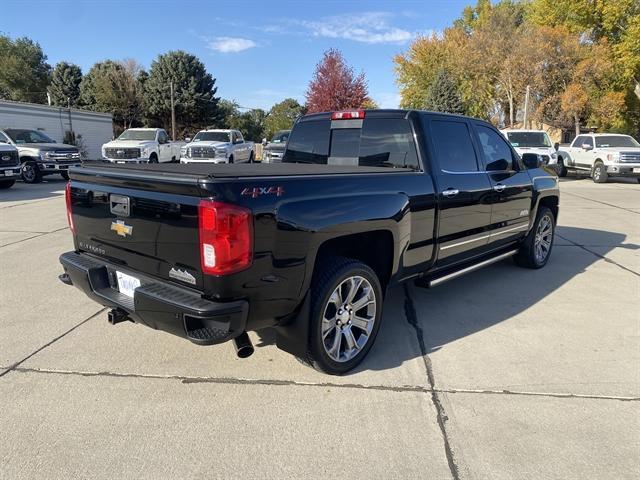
[69,178,204,289]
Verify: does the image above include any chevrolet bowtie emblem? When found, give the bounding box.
[111,220,133,237]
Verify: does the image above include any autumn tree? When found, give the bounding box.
[49,62,82,107]
[305,49,370,113]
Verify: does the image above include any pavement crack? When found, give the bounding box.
[404,284,460,480]
[435,387,639,402]
[0,227,68,248]
[555,232,640,277]
[561,191,640,215]
[9,366,429,394]
[0,308,106,378]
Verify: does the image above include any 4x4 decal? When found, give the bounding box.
[241,186,285,198]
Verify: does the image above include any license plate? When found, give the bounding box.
[116,271,141,298]
[633,168,640,173]
[4,171,14,176]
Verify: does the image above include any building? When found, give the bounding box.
[0,99,113,160]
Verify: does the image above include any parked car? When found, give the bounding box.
[501,129,558,167]
[0,128,82,183]
[180,129,254,164]
[554,133,640,183]
[102,128,181,164]
[262,130,290,163]
[59,109,559,375]
[0,141,21,189]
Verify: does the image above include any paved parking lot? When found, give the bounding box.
[1,175,639,479]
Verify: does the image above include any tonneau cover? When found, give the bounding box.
[78,161,414,179]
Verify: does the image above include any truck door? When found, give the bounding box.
[472,122,533,247]
[234,131,249,161]
[425,117,493,266]
[158,130,172,162]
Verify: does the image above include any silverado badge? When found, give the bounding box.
[111,220,133,237]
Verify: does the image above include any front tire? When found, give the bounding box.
[592,161,608,183]
[303,257,383,375]
[514,206,555,269]
[0,179,16,189]
[21,161,42,184]
[60,171,69,181]
[249,151,255,163]
[228,155,234,164]
[557,158,567,177]
[148,154,158,164]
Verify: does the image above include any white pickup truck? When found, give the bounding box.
[102,128,182,164]
[501,129,558,167]
[180,129,254,164]
[554,133,640,183]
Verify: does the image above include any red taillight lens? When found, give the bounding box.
[65,182,75,234]
[198,200,253,276]
[331,110,365,120]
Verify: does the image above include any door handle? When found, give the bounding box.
[442,188,459,198]
[493,184,506,193]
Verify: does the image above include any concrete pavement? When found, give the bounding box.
[1,176,638,479]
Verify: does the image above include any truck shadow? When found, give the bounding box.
[352,226,634,374]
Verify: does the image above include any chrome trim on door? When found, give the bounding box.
[439,223,529,252]
[442,188,459,198]
[493,183,506,192]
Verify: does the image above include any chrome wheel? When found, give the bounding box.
[594,165,602,181]
[534,214,553,264]
[22,164,35,182]
[321,275,376,363]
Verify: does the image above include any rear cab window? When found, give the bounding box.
[283,115,420,170]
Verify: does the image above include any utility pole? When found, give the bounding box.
[523,85,530,129]
[170,81,176,141]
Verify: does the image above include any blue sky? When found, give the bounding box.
[2,0,470,110]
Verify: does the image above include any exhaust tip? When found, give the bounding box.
[233,332,254,358]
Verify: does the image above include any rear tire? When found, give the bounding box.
[0,179,15,189]
[592,161,607,183]
[21,161,42,184]
[302,257,383,375]
[514,206,555,269]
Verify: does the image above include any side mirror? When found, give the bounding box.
[554,142,560,151]
[262,138,267,145]
[486,158,510,171]
[521,153,541,169]
[582,143,593,150]
[185,137,191,143]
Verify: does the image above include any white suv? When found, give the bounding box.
[501,129,558,168]
[555,133,640,183]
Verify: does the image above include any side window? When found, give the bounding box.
[0,132,8,143]
[283,120,330,164]
[476,125,514,171]
[235,131,244,143]
[582,136,593,148]
[572,135,586,147]
[158,131,168,143]
[430,120,478,172]
[359,118,418,168]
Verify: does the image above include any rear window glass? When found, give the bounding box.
[283,118,419,169]
[283,121,330,164]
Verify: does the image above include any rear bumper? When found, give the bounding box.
[59,251,248,346]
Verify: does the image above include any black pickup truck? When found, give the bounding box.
[59,109,559,374]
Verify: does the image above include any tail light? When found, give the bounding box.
[198,200,253,275]
[65,182,75,234]
[331,110,365,120]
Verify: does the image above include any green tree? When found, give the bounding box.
[79,60,120,109]
[143,51,219,133]
[424,69,465,114]
[0,35,51,103]
[49,62,82,107]
[264,98,304,139]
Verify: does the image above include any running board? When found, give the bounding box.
[426,249,518,288]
